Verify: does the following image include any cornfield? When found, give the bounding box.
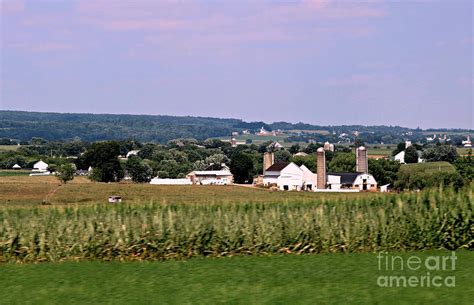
[0,186,472,263]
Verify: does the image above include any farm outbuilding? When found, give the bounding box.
[187,163,233,185]
[30,160,51,176]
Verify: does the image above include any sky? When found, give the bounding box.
[0,0,472,129]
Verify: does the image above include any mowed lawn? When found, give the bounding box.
[0,251,472,305]
[0,176,385,206]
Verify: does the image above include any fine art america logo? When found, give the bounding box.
[377,252,457,288]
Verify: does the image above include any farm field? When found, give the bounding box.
[0,176,383,206]
[0,176,472,304]
[457,147,473,156]
[0,169,30,177]
[0,145,20,152]
[399,161,456,175]
[1,251,472,305]
[0,180,471,263]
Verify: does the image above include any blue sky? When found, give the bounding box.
[1,0,472,128]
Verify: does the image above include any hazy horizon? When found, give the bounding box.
[1,0,473,129]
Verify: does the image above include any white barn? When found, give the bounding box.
[326,172,377,191]
[263,162,316,191]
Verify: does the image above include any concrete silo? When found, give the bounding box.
[356,146,368,174]
[316,147,326,189]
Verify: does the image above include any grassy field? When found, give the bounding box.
[0,176,383,206]
[0,251,472,305]
[457,147,473,156]
[399,161,456,175]
[0,169,30,177]
[0,145,20,152]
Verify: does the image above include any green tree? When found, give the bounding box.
[404,146,419,164]
[125,156,153,183]
[368,159,400,186]
[230,152,254,184]
[328,153,355,172]
[354,138,365,148]
[56,163,75,184]
[290,155,316,172]
[84,141,124,182]
[422,144,458,163]
[454,149,473,181]
[274,150,291,162]
[392,142,406,156]
[289,144,301,155]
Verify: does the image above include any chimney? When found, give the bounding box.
[316,147,326,189]
[263,152,274,174]
[356,146,368,174]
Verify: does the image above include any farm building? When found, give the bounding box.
[267,141,283,150]
[150,178,192,185]
[323,141,334,152]
[33,160,48,172]
[261,152,316,191]
[293,152,308,157]
[30,160,51,176]
[325,172,377,191]
[186,163,233,185]
[394,150,423,164]
[126,150,140,158]
[260,147,378,192]
[462,135,472,148]
[315,147,377,191]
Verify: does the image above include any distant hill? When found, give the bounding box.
[0,111,472,143]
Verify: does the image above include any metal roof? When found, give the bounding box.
[265,161,290,172]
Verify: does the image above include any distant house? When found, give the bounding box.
[267,141,283,151]
[257,126,272,136]
[294,152,308,157]
[462,135,472,148]
[187,163,233,185]
[12,164,21,170]
[126,150,140,158]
